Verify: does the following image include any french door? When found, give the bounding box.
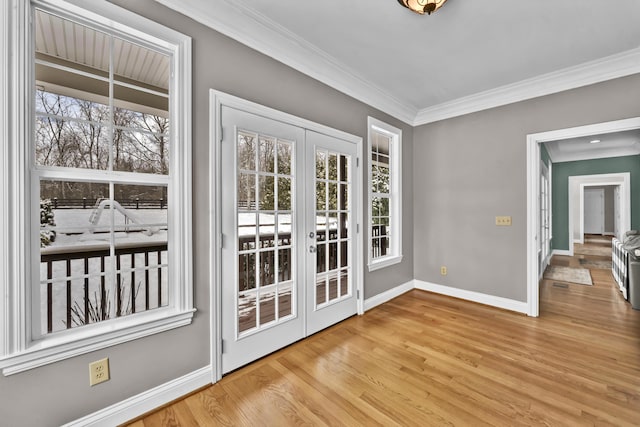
[220,106,358,374]
[539,161,551,271]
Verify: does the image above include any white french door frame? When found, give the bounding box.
[526,116,640,317]
[209,90,364,382]
[539,160,552,276]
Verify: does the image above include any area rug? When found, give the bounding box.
[543,265,593,286]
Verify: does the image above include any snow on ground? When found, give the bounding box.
[40,209,342,334]
[47,208,168,248]
[40,208,168,334]
[237,212,337,237]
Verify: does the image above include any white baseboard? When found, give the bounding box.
[552,249,572,256]
[63,366,212,427]
[364,280,414,311]
[414,280,529,315]
[64,279,529,425]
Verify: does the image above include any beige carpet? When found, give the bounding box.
[544,265,593,286]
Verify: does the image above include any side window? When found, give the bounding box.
[367,117,402,271]
[35,9,171,334]
[1,0,192,374]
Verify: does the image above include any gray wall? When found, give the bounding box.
[413,74,640,302]
[0,1,413,425]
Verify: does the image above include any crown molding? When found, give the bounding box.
[413,47,640,126]
[154,1,640,128]
[154,0,417,124]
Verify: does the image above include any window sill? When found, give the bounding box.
[368,254,403,272]
[0,308,195,376]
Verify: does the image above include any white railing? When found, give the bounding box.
[612,238,629,300]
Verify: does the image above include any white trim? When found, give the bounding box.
[0,0,12,358]
[569,174,631,248]
[1,0,29,359]
[156,0,416,125]
[1,309,195,376]
[526,117,640,319]
[367,117,403,271]
[62,366,212,427]
[209,90,365,381]
[1,0,194,374]
[414,280,529,315]
[526,135,541,317]
[137,1,640,127]
[355,133,365,317]
[209,94,222,383]
[413,47,640,125]
[364,280,413,312]
[552,249,572,257]
[368,255,404,272]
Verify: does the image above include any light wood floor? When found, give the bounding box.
[127,239,640,426]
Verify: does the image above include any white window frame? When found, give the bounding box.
[367,117,402,271]
[0,0,193,375]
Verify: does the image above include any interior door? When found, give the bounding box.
[614,185,621,240]
[221,107,305,373]
[584,188,604,235]
[306,131,358,335]
[220,108,359,374]
[539,161,551,271]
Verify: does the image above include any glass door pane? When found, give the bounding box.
[236,131,296,335]
[314,149,352,308]
[306,130,358,336]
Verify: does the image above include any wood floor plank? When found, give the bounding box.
[127,238,640,426]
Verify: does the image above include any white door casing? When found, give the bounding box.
[539,160,551,274]
[614,185,621,240]
[210,91,363,379]
[526,116,640,318]
[570,174,630,249]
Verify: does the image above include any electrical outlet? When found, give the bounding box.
[495,216,512,226]
[440,266,447,276]
[89,358,110,386]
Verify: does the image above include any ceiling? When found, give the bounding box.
[158,0,640,125]
[35,9,170,90]
[544,129,640,163]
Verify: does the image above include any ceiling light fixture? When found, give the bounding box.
[397,0,448,15]
[590,139,601,144]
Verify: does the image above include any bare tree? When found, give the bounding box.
[35,90,170,202]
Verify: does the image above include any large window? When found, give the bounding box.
[367,117,402,271]
[1,0,192,374]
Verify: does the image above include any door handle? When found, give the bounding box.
[309,246,316,253]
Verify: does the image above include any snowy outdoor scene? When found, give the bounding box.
[36,84,171,334]
[40,198,169,334]
[233,131,355,334]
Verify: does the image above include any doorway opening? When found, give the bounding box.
[210,91,364,381]
[567,173,631,255]
[526,117,640,317]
